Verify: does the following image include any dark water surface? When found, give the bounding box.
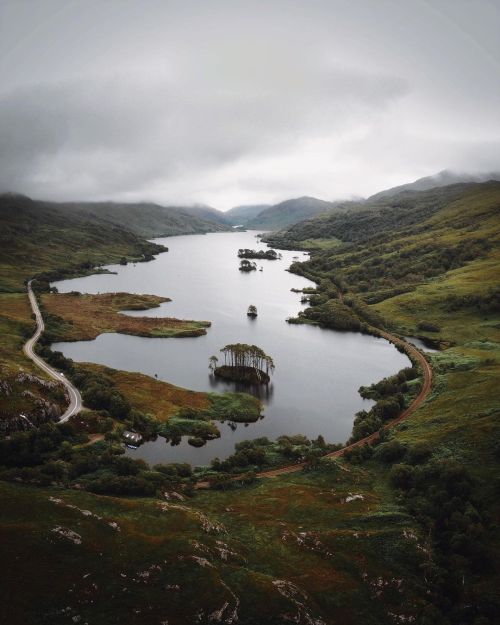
[52,231,409,465]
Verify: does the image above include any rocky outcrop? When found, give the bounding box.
[0,372,65,434]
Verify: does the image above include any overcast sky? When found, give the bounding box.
[1,0,499,209]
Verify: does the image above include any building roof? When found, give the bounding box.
[123,430,142,443]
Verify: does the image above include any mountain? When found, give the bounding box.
[368,169,500,201]
[178,205,231,226]
[265,182,498,249]
[0,194,166,291]
[224,204,271,226]
[245,196,336,230]
[61,201,231,237]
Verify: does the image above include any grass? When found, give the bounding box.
[0,464,426,625]
[41,292,211,341]
[80,363,211,421]
[0,292,36,371]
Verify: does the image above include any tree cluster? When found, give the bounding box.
[239,259,257,272]
[237,248,280,260]
[211,343,275,377]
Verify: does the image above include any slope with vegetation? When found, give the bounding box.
[245,196,338,230]
[224,203,271,225]
[263,180,500,623]
[179,204,232,226]
[60,200,231,237]
[0,193,168,293]
[368,169,500,201]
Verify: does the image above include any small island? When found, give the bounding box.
[239,259,257,272]
[247,304,258,318]
[238,248,281,260]
[209,343,275,384]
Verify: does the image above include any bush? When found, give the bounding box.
[390,463,415,489]
[374,440,407,463]
[406,441,433,464]
[188,437,206,447]
[343,443,374,464]
[417,320,441,333]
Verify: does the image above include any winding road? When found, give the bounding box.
[24,281,82,422]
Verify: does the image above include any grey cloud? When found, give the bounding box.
[0,0,499,207]
[0,63,407,200]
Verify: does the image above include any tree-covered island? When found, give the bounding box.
[209,343,275,384]
[237,248,281,260]
[239,259,257,272]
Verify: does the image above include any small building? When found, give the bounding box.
[122,430,142,445]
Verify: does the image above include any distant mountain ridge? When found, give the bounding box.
[265,181,500,249]
[224,204,271,226]
[368,169,500,201]
[56,200,230,237]
[179,205,231,226]
[244,196,337,230]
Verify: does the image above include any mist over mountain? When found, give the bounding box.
[224,204,271,226]
[179,205,231,226]
[368,170,500,201]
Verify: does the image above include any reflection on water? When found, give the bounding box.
[208,373,275,401]
[52,230,410,464]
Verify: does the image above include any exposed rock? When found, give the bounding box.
[341,493,364,504]
[272,579,326,625]
[0,380,12,396]
[51,526,82,545]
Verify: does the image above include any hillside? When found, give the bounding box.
[178,205,231,226]
[0,194,167,292]
[245,196,338,230]
[62,200,231,237]
[224,204,270,225]
[266,182,495,248]
[368,169,500,201]
[263,180,500,621]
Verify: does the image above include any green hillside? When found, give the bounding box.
[0,194,167,292]
[266,182,493,248]
[263,180,500,621]
[62,200,231,237]
[245,196,339,230]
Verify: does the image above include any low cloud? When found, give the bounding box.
[0,61,407,204]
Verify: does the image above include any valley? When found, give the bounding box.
[0,181,499,624]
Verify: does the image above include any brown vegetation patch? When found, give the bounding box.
[80,363,209,421]
[41,292,210,340]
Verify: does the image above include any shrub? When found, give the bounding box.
[406,441,433,464]
[390,463,415,489]
[417,321,441,333]
[374,440,407,463]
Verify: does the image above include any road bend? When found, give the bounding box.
[23,280,82,422]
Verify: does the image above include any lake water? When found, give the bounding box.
[52,231,409,465]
